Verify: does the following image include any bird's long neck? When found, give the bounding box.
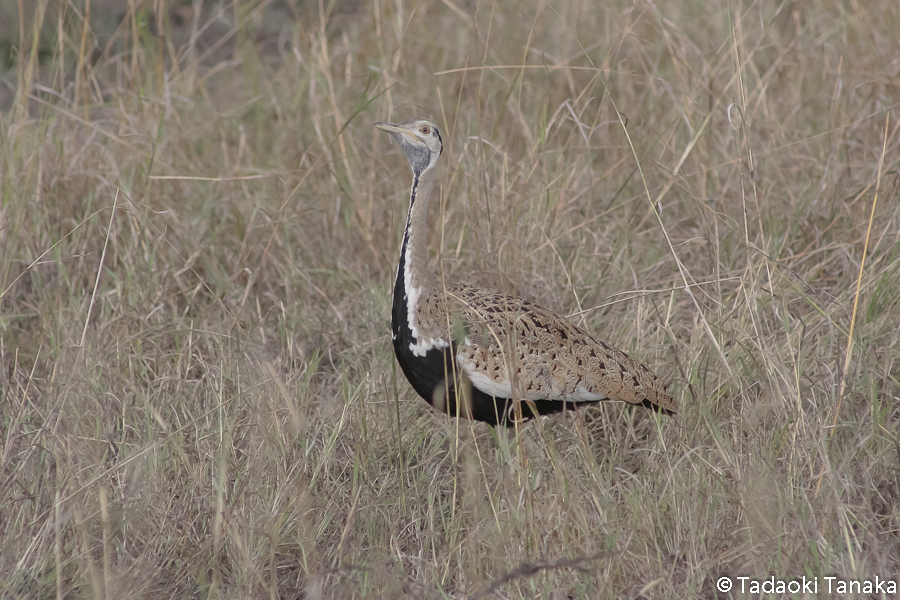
[393,166,438,339]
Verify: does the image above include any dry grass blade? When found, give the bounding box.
[815,111,893,498]
[79,188,117,348]
[475,553,612,599]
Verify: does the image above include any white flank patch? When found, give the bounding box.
[458,354,609,402]
[458,356,513,399]
[573,384,607,402]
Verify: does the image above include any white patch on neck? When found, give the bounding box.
[403,232,449,357]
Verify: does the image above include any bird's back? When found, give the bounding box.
[421,283,676,415]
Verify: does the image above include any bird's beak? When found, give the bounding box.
[374,122,423,143]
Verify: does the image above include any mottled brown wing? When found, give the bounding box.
[444,284,677,413]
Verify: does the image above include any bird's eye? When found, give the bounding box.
[419,125,430,135]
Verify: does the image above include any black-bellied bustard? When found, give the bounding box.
[375,118,676,426]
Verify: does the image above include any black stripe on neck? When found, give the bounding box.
[391,175,419,341]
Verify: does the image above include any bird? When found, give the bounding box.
[375,117,677,426]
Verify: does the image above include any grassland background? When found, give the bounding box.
[1,0,899,598]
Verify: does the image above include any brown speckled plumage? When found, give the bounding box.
[419,283,676,413]
[376,118,676,425]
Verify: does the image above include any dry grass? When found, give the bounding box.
[1,1,899,598]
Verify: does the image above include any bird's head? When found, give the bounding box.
[374,118,443,177]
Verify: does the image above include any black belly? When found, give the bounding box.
[390,241,593,426]
[391,333,593,427]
